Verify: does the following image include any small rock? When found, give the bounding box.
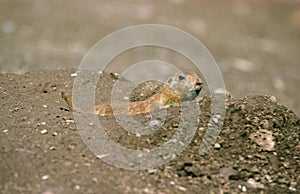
[282,162,289,168]
[66,119,74,123]
[238,185,247,192]
[265,175,273,183]
[269,96,277,103]
[3,129,8,133]
[216,114,222,119]
[71,72,78,77]
[198,127,205,131]
[41,175,49,180]
[214,143,221,149]
[96,154,109,159]
[242,185,246,192]
[172,123,179,128]
[92,177,98,183]
[43,105,48,108]
[175,185,187,192]
[52,132,58,136]
[247,178,264,189]
[40,129,48,134]
[50,146,56,151]
[212,117,219,124]
[147,168,157,174]
[41,122,46,125]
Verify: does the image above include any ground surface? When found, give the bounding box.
[0,0,300,116]
[1,69,299,194]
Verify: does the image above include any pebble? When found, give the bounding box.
[41,122,46,125]
[265,175,273,183]
[175,185,187,192]
[216,114,222,119]
[147,168,157,174]
[198,127,205,131]
[66,119,74,123]
[52,132,58,136]
[242,186,246,192]
[269,96,277,103]
[214,143,221,149]
[50,146,56,151]
[3,129,8,133]
[238,185,247,192]
[96,154,109,159]
[212,117,219,124]
[43,105,48,108]
[172,123,179,128]
[92,177,98,183]
[282,162,289,168]
[70,72,78,77]
[40,129,48,134]
[41,175,49,180]
[247,178,265,189]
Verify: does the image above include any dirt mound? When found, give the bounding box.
[0,70,299,193]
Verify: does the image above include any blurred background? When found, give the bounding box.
[0,0,299,116]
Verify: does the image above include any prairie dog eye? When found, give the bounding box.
[178,75,186,80]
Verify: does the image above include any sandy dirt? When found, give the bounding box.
[0,0,300,116]
[0,69,299,194]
